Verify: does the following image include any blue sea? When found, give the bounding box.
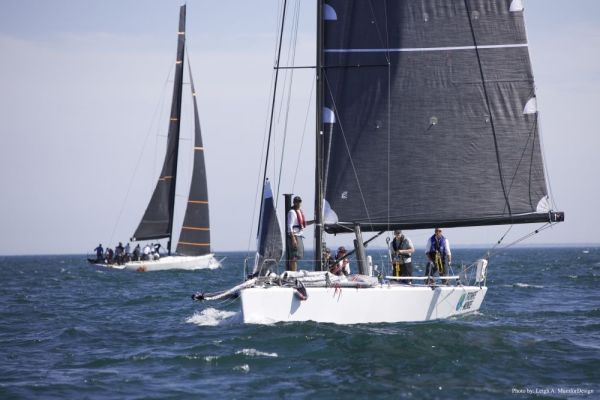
[1,247,598,399]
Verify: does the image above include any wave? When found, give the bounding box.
[235,348,278,358]
[233,364,250,373]
[510,282,545,289]
[185,308,238,326]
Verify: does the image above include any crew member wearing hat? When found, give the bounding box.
[286,196,313,271]
[330,246,350,276]
[392,230,415,283]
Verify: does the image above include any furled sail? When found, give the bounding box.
[176,62,211,255]
[253,180,283,276]
[133,5,186,241]
[321,0,562,233]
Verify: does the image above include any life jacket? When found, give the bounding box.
[429,235,446,259]
[393,236,410,260]
[293,209,306,229]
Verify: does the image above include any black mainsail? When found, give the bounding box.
[319,0,563,234]
[133,5,212,255]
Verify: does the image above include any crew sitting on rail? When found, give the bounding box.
[330,246,350,276]
[323,247,335,271]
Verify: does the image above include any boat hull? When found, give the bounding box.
[240,285,487,324]
[92,254,220,272]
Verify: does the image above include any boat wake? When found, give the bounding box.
[186,308,239,326]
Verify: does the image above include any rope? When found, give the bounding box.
[482,222,556,261]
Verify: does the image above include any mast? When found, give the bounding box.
[167,5,186,254]
[314,0,324,271]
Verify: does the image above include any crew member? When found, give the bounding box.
[286,196,313,271]
[391,230,415,283]
[425,228,452,285]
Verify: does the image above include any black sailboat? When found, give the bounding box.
[94,5,219,271]
[196,0,563,323]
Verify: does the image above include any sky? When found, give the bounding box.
[0,0,599,256]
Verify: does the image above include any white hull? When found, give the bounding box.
[94,254,220,272]
[240,284,487,324]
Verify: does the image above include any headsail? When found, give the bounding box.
[253,180,283,276]
[133,5,186,244]
[176,61,211,255]
[321,0,562,233]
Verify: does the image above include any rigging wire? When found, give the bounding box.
[276,0,302,205]
[323,72,375,232]
[246,0,288,258]
[108,61,174,245]
[501,114,536,215]
[291,77,316,193]
[487,223,554,260]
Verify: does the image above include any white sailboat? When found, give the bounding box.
[91,5,219,272]
[194,0,563,322]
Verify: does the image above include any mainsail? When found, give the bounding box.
[176,63,212,256]
[253,180,283,276]
[133,5,186,245]
[320,0,562,233]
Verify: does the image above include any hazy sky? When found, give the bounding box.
[0,0,598,255]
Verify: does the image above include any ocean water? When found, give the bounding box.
[0,247,598,399]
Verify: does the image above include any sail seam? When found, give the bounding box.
[324,44,528,53]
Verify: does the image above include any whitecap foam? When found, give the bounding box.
[513,282,544,289]
[236,348,278,358]
[233,364,250,373]
[186,308,238,326]
[203,355,219,362]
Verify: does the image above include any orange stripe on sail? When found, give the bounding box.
[182,226,209,231]
[188,200,208,204]
[178,241,210,247]
[159,176,173,181]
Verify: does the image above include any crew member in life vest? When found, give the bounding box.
[425,228,452,285]
[286,196,314,271]
[391,230,415,283]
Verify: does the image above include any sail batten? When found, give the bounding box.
[321,0,552,232]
